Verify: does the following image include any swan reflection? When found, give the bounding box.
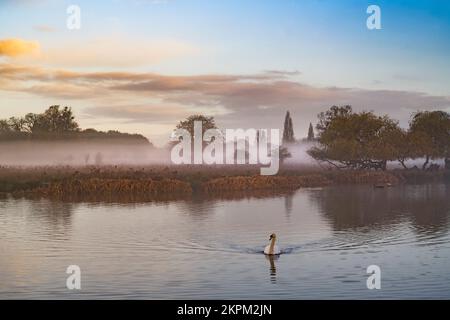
[265,254,279,283]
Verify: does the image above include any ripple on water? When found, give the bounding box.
[1,183,450,299]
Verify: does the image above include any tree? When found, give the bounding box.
[366,117,405,170]
[408,111,450,170]
[387,127,413,169]
[95,152,103,166]
[282,111,295,144]
[172,115,218,161]
[23,113,45,133]
[41,105,79,133]
[0,120,11,133]
[175,114,217,139]
[316,105,353,133]
[0,106,151,145]
[279,146,292,164]
[307,122,315,141]
[308,105,400,170]
[2,106,79,135]
[8,117,26,132]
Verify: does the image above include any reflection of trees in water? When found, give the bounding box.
[23,189,295,209]
[198,190,296,202]
[25,193,191,204]
[176,196,218,217]
[310,184,450,236]
[284,192,294,218]
[408,184,450,236]
[176,191,297,220]
[27,199,75,235]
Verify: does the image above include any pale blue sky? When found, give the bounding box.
[1,0,450,145]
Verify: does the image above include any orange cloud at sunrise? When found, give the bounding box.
[0,38,40,57]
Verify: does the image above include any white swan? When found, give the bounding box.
[264,233,281,255]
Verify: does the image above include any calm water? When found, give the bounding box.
[1,183,450,299]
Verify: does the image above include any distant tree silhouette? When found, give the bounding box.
[279,146,292,164]
[95,152,103,166]
[171,115,218,161]
[0,106,151,145]
[282,111,295,144]
[42,105,79,133]
[307,122,315,141]
[175,114,217,139]
[0,120,11,132]
[8,117,26,132]
[22,106,79,133]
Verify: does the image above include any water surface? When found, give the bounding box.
[1,183,450,299]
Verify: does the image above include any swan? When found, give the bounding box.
[264,233,281,255]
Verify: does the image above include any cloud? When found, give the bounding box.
[33,25,56,33]
[38,38,197,68]
[0,35,197,68]
[28,83,105,100]
[1,62,450,141]
[264,70,302,76]
[84,104,192,123]
[0,38,40,57]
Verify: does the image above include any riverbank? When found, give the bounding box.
[1,165,448,201]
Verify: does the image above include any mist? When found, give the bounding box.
[0,140,442,170]
[281,141,446,170]
[283,141,320,167]
[0,141,170,167]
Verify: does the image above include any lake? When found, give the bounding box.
[1,183,449,299]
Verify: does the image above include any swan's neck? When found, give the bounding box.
[269,238,276,254]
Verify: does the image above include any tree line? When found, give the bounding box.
[0,105,150,144]
[3,105,448,170]
[170,109,450,170]
[306,106,450,171]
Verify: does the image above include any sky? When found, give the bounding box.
[1,0,450,146]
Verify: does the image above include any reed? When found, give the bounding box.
[200,174,332,194]
[1,165,448,202]
[30,178,192,198]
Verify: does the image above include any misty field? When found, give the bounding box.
[1,106,448,203]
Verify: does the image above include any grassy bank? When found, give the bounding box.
[200,174,331,194]
[0,165,448,201]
